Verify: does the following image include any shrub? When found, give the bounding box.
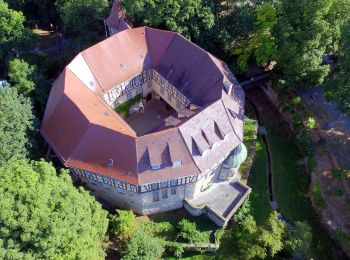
[110,209,137,240]
[296,129,314,156]
[177,219,208,243]
[331,169,344,180]
[311,181,325,208]
[291,97,301,106]
[333,187,346,197]
[122,230,164,260]
[114,94,142,116]
[233,199,251,224]
[306,117,316,129]
[215,228,225,244]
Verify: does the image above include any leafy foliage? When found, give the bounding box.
[0,160,108,259]
[56,0,109,55]
[0,87,33,165]
[325,21,350,114]
[8,59,36,96]
[275,0,332,89]
[233,199,251,224]
[235,2,277,71]
[121,229,164,260]
[121,0,214,41]
[285,221,312,257]
[0,0,32,62]
[110,209,137,240]
[177,219,210,243]
[233,211,286,260]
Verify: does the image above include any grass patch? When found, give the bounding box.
[263,110,342,259]
[240,119,258,182]
[247,137,272,225]
[311,180,325,208]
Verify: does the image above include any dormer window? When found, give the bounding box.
[172,160,182,167]
[151,165,161,171]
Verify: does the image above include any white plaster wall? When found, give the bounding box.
[78,175,196,215]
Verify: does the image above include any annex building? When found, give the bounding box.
[41,25,250,226]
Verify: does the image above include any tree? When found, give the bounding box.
[0,87,33,165]
[324,20,350,114]
[326,0,350,52]
[121,0,215,41]
[110,209,137,240]
[122,230,164,260]
[234,215,267,260]
[233,212,286,259]
[235,2,277,72]
[8,59,36,96]
[285,221,312,257]
[274,0,332,89]
[56,0,109,55]
[258,211,286,257]
[0,160,108,259]
[0,0,32,63]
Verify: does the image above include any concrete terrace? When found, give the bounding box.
[185,181,251,226]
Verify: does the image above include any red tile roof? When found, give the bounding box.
[41,27,245,186]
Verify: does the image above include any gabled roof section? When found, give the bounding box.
[145,27,176,67]
[178,100,241,172]
[136,129,200,184]
[82,27,151,92]
[156,34,224,105]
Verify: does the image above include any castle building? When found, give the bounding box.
[41,26,250,226]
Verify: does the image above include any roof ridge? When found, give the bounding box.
[80,52,105,93]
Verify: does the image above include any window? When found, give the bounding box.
[170,179,178,186]
[161,181,168,188]
[151,165,161,171]
[162,189,168,199]
[127,92,132,100]
[176,100,181,109]
[152,191,159,202]
[171,187,177,195]
[160,86,165,95]
[136,87,142,95]
[151,183,159,190]
[167,93,172,102]
[172,160,182,167]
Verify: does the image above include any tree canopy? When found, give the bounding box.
[56,0,109,54]
[0,0,32,62]
[0,87,33,165]
[233,211,286,259]
[274,0,332,89]
[121,229,164,260]
[324,20,350,114]
[8,59,36,96]
[121,0,215,41]
[110,209,137,240]
[0,160,108,259]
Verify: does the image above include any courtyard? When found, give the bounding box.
[124,98,176,135]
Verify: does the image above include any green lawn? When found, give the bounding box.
[240,119,258,183]
[265,119,344,259]
[247,137,272,225]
